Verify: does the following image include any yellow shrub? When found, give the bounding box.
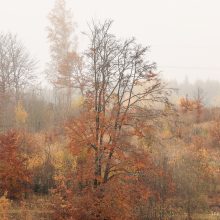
[15,101,28,125]
[0,192,11,220]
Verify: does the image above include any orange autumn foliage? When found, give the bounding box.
[51,20,171,219]
[179,92,204,123]
[179,96,194,113]
[0,131,31,199]
[51,107,169,219]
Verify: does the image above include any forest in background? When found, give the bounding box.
[169,79,220,107]
[0,0,219,219]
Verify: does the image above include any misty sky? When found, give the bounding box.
[0,0,220,82]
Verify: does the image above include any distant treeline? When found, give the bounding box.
[168,78,220,106]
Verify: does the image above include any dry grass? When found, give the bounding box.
[0,195,53,220]
[175,213,220,220]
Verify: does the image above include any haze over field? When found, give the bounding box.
[0,0,220,82]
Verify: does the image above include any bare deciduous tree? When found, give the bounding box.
[68,20,171,187]
[0,33,36,130]
[0,33,36,102]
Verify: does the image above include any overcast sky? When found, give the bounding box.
[0,0,220,82]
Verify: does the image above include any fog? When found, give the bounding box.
[0,0,220,82]
[0,1,220,218]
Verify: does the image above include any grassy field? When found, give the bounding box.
[1,195,219,220]
[2,211,220,220]
[172,214,220,220]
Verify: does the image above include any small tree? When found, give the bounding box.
[193,88,204,123]
[179,95,194,113]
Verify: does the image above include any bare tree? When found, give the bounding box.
[0,32,36,130]
[0,33,36,102]
[68,20,171,187]
[0,33,12,98]
[194,88,204,123]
